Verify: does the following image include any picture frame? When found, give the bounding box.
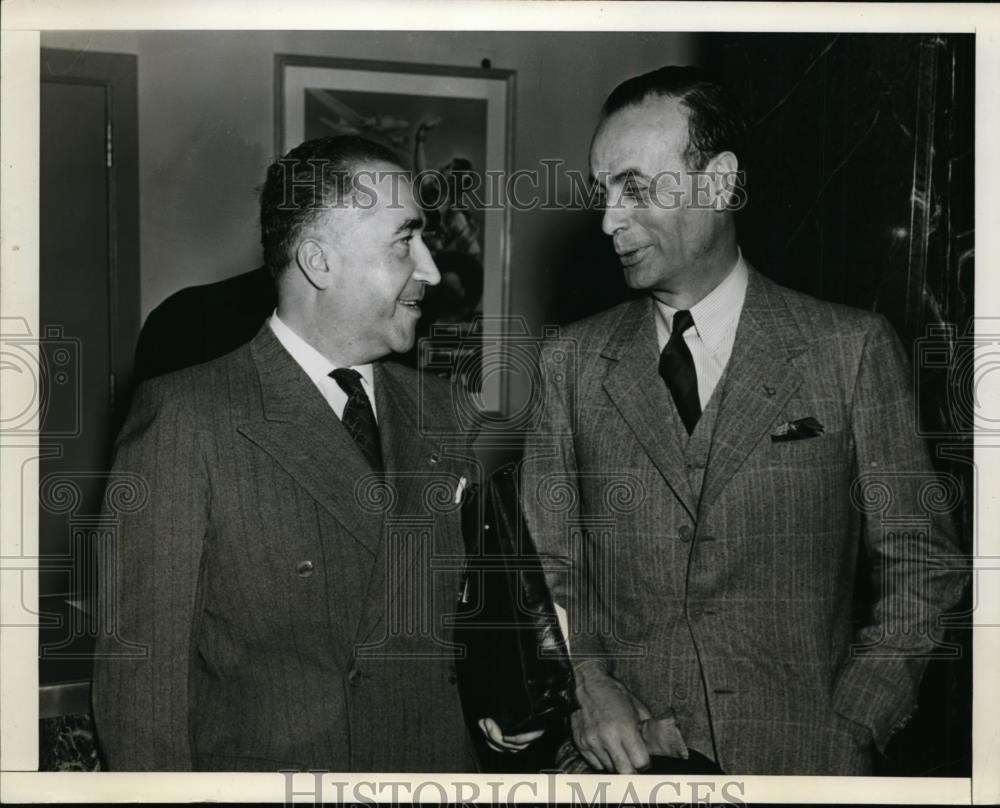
[276,54,516,417]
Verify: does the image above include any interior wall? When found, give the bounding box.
[40,30,697,328]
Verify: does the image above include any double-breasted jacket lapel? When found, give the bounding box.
[235,326,384,657]
[353,361,470,650]
[237,327,384,555]
[600,297,699,520]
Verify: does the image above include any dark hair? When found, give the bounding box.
[601,65,747,171]
[259,135,403,278]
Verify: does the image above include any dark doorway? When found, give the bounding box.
[38,48,139,768]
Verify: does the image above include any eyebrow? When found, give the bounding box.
[393,216,424,236]
[590,168,649,187]
[612,168,649,183]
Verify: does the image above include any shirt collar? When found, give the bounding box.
[655,249,749,355]
[268,310,375,391]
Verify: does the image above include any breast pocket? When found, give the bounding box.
[765,429,851,468]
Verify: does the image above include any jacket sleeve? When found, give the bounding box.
[521,339,612,673]
[831,314,968,753]
[91,377,210,770]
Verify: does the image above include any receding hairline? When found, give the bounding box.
[589,94,693,171]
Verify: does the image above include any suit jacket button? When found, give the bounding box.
[429,452,440,465]
[678,526,693,542]
[347,667,362,686]
[673,685,688,700]
[297,560,314,577]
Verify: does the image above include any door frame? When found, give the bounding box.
[41,48,139,424]
[38,49,139,720]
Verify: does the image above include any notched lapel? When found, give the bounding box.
[600,299,698,520]
[698,272,806,517]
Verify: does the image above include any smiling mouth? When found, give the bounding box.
[616,246,648,267]
[397,298,423,313]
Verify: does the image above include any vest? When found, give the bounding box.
[659,369,728,764]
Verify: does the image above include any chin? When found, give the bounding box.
[389,330,418,355]
[623,265,656,291]
[623,262,672,292]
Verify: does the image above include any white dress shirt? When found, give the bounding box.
[268,311,377,422]
[654,251,749,409]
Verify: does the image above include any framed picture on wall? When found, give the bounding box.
[276,54,515,418]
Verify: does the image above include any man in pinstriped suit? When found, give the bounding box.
[92,136,479,771]
[522,66,967,775]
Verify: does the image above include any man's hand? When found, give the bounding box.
[639,713,689,759]
[570,662,651,773]
[478,717,545,753]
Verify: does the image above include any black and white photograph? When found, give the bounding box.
[0,2,997,805]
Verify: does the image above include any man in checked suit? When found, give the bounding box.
[92,136,479,771]
[522,66,967,775]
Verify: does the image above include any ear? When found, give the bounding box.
[295,238,333,290]
[706,151,740,211]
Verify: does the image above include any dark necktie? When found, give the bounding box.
[658,309,701,434]
[330,368,383,472]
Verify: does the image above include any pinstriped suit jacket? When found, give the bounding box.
[522,268,967,775]
[92,326,475,771]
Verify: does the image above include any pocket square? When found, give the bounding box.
[454,475,469,505]
[771,416,825,442]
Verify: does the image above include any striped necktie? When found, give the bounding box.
[329,368,383,472]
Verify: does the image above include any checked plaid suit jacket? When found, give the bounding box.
[522,267,968,775]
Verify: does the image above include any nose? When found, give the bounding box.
[601,197,628,237]
[412,236,441,286]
